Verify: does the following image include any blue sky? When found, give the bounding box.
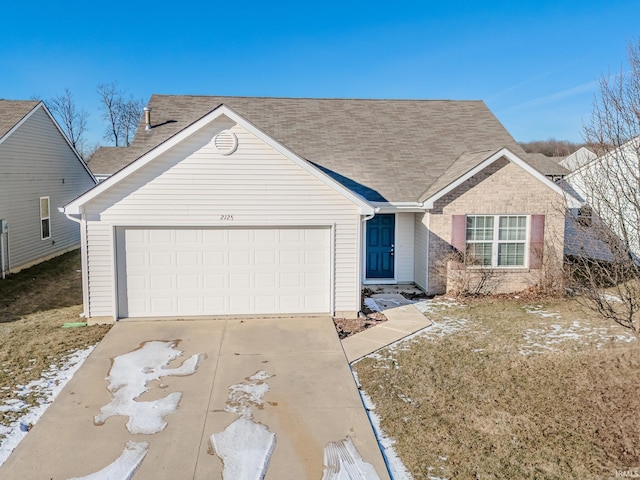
[1,0,638,146]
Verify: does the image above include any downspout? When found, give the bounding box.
[0,220,6,279]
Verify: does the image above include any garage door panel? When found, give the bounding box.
[204,274,225,288]
[118,227,330,317]
[150,252,172,267]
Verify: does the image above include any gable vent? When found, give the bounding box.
[213,130,238,155]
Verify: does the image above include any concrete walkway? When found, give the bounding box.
[0,317,390,479]
[342,294,432,363]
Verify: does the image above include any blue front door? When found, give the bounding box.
[366,214,395,279]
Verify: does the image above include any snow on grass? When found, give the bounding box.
[523,305,562,319]
[601,293,622,303]
[94,340,202,435]
[210,371,276,480]
[413,298,461,316]
[0,346,95,467]
[519,320,636,355]
[352,370,413,480]
[67,441,149,480]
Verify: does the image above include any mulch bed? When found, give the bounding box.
[333,312,387,339]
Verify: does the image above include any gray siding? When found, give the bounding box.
[0,107,95,271]
[83,119,362,318]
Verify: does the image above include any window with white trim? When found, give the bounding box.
[466,215,527,267]
[40,197,50,239]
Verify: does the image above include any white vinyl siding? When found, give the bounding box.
[84,119,361,317]
[0,107,95,271]
[395,213,414,282]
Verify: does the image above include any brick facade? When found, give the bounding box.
[426,158,565,294]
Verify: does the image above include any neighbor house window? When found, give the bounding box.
[40,197,50,239]
[466,215,527,267]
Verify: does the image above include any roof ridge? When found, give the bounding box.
[149,94,485,103]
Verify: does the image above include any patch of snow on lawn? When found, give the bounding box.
[67,440,148,480]
[523,305,562,319]
[0,346,95,467]
[413,298,461,316]
[601,293,622,303]
[352,371,413,480]
[520,320,636,355]
[210,371,276,480]
[94,340,202,435]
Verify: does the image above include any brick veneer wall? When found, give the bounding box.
[427,158,565,294]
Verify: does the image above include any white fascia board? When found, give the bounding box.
[422,147,583,209]
[370,201,426,213]
[64,104,374,216]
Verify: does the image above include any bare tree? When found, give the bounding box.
[46,88,89,157]
[97,82,143,146]
[520,139,584,157]
[565,39,640,333]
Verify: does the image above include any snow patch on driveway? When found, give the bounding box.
[210,371,276,480]
[322,437,381,480]
[94,340,202,434]
[67,441,148,480]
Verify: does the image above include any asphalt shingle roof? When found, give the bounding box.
[88,95,539,203]
[525,152,570,177]
[0,100,40,140]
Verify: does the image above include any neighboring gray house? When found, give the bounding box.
[0,100,96,276]
[65,95,580,322]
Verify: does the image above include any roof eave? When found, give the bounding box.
[422,147,583,209]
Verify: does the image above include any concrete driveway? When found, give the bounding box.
[0,317,390,479]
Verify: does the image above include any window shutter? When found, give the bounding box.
[529,215,545,269]
[451,215,466,252]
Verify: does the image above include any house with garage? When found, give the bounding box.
[0,100,96,276]
[65,95,580,322]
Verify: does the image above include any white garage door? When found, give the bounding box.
[116,227,331,318]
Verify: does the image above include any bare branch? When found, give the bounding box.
[568,38,640,333]
[46,88,89,158]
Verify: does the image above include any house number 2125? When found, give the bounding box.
[220,215,234,220]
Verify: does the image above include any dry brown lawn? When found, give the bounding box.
[354,295,640,479]
[0,251,111,428]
